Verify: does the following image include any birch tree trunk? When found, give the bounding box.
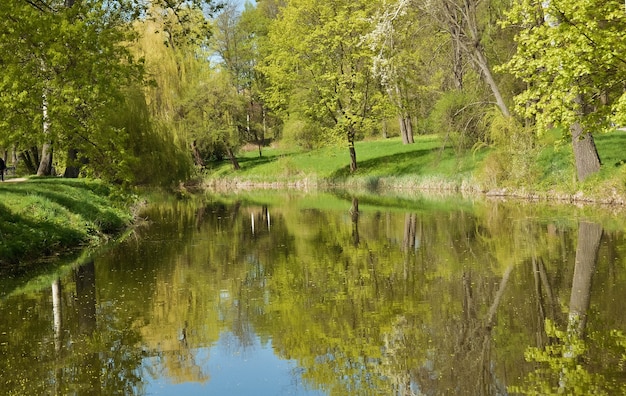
[37,90,53,176]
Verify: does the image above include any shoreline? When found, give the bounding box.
[198,176,626,207]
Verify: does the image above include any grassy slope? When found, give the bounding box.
[0,178,132,266]
[204,131,626,201]
[206,135,487,189]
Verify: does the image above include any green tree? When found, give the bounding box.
[0,1,145,180]
[502,0,626,181]
[0,0,220,185]
[366,0,426,144]
[261,0,380,172]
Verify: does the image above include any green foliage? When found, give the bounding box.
[0,1,144,178]
[260,0,381,160]
[502,0,626,134]
[107,88,193,186]
[428,91,491,151]
[477,111,539,187]
[281,117,325,150]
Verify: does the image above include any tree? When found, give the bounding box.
[0,1,143,179]
[0,0,221,184]
[213,1,270,157]
[421,0,511,117]
[261,0,380,172]
[502,0,626,181]
[367,0,418,144]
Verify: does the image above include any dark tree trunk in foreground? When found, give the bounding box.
[348,126,357,173]
[191,140,204,167]
[349,143,357,173]
[570,122,601,181]
[20,151,36,174]
[37,142,53,176]
[64,148,80,178]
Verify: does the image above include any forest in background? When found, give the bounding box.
[1,0,626,188]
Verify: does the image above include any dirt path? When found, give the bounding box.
[3,177,28,183]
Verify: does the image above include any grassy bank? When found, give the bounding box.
[203,131,626,203]
[0,178,133,267]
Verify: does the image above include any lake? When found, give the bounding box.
[1,191,625,395]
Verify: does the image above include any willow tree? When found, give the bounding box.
[261,0,380,172]
[503,0,626,181]
[0,0,220,184]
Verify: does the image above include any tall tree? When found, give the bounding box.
[421,0,511,117]
[367,0,415,144]
[503,0,626,181]
[261,0,380,172]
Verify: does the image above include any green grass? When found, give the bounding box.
[206,135,488,190]
[204,131,626,200]
[0,178,132,266]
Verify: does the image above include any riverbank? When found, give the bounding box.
[0,178,133,267]
[201,131,626,205]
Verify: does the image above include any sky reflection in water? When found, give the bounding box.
[143,332,323,395]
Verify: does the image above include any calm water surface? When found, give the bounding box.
[1,192,625,395]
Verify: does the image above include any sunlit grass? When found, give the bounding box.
[204,130,626,200]
[0,178,132,266]
[205,135,488,187]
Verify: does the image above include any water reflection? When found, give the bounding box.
[0,194,625,395]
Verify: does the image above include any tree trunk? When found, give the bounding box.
[64,148,80,178]
[570,122,601,181]
[399,115,409,144]
[406,116,414,143]
[37,142,53,176]
[451,13,464,91]
[191,139,204,167]
[398,115,415,144]
[31,146,40,167]
[226,147,240,170]
[11,146,18,166]
[468,46,510,117]
[348,142,357,173]
[432,0,510,117]
[382,118,388,139]
[20,150,36,174]
[38,87,53,176]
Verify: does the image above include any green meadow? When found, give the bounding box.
[204,130,626,200]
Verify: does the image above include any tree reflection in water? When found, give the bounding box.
[0,195,625,395]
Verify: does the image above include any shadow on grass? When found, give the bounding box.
[204,151,299,173]
[595,131,626,166]
[0,202,85,267]
[329,148,449,180]
[24,177,113,195]
[0,180,128,233]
